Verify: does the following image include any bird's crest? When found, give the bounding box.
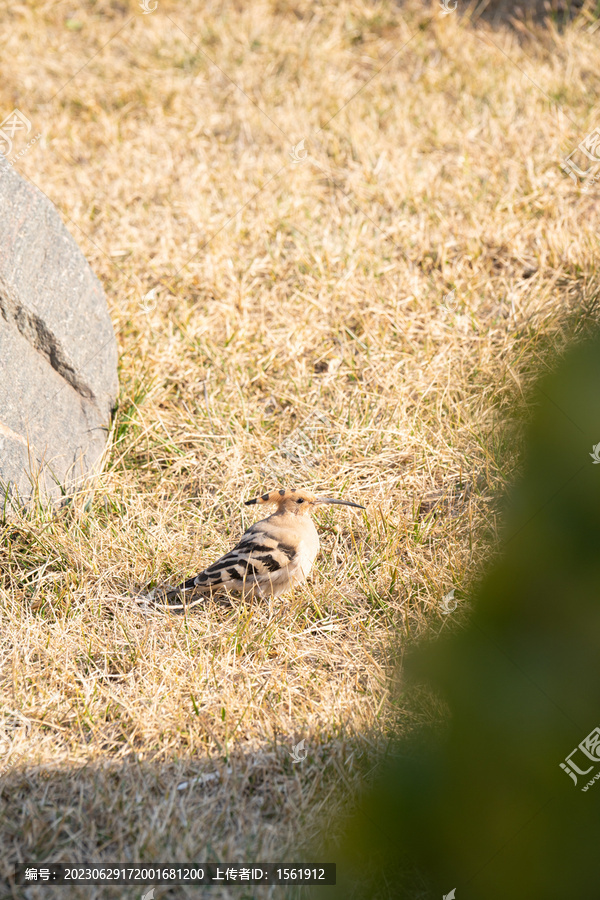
[245,487,316,506]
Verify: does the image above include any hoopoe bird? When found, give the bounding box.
[154,488,365,610]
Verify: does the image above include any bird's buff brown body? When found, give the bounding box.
[155,488,365,609]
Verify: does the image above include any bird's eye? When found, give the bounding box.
[296,498,304,504]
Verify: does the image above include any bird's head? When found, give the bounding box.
[245,488,365,517]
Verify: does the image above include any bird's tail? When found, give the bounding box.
[138,576,208,613]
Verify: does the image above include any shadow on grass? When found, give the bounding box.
[2,756,261,900]
[1,740,375,900]
[467,0,594,29]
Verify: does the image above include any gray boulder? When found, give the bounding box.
[0,165,118,511]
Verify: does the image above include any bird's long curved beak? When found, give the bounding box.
[316,497,366,509]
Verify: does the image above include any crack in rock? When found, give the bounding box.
[0,285,95,401]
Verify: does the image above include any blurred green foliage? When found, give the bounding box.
[317,330,600,899]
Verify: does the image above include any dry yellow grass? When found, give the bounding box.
[1,0,600,897]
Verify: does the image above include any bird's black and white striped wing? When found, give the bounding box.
[157,522,298,608]
[194,523,297,592]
